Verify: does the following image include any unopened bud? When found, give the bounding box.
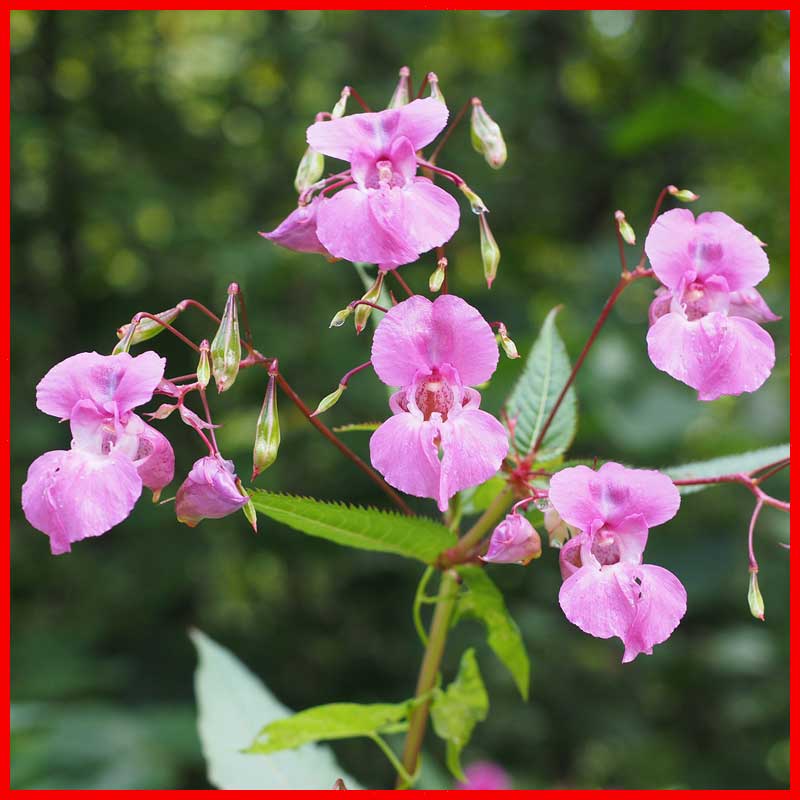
[252,373,280,480]
[116,306,182,348]
[311,383,346,417]
[388,65,411,109]
[331,87,350,119]
[495,322,519,359]
[235,478,258,533]
[481,514,542,565]
[748,571,765,621]
[667,185,700,203]
[427,72,446,105]
[470,98,507,169]
[479,213,500,288]
[614,210,636,245]
[210,283,241,393]
[197,339,211,389]
[329,307,352,328]
[354,272,384,334]
[544,507,571,549]
[429,259,447,292]
[294,146,325,194]
[112,317,141,355]
[459,184,488,215]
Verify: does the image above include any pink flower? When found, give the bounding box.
[304,98,460,268]
[549,462,686,663]
[369,295,508,512]
[22,352,174,554]
[645,209,778,401]
[259,197,332,257]
[481,514,541,565]
[175,456,248,527]
[456,761,512,790]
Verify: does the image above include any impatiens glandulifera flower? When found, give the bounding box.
[549,462,686,663]
[175,455,249,527]
[22,352,175,553]
[645,209,778,401]
[369,295,508,512]
[456,761,512,790]
[481,513,541,565]
[260,197,333,257]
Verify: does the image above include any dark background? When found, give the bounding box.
[10,10,789,790]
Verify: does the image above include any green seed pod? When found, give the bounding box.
[294,146,325,194]
[197,339,211,389]
[388,65,411,109]
[479,213,500,288]
[210,283,241,393]
[748,571,765,621]
[252,373,280,480]
[115,306,182,350]
[470,98,507,169]
[311,383,346,418]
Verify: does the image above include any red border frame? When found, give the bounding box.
[3,4,794,797]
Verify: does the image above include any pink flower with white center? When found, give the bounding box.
[22,352,175,554]
[456,761,512,790]
[548,462,686,663]
[369,295,508,512]
[303,97,460,268]
[645,209,778,401]
[481,514,542,565]
[175,456,248,527]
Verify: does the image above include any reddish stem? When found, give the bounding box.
[348,299,389,314]
[135,312,200,352]
[198,386,219,452]
[390,269,415,297]
[636,185,672,269]
[428,99,470,165]
[339,360,372,388]
[415,159,465,188]
[747,499,764,573]
[415,73,429,99]
[179,298,221,325]
[672,473,789,512]
[347,86,371,112]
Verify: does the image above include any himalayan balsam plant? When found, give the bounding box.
[21,68,789,790]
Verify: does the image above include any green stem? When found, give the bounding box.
[412,566,435,647]
[371,733,415,787]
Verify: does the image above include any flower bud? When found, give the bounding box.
[388,65,411,109]
[494,322,519,359]
[667,185,700,203]
[197,339,211,389]
[481,514,542,565]
[237,478,258,533]
[614,210,636,245]
[470,98,507,169]
[116,306,181,348]
[429,258,447,293]
[252,373,280,480]
[311,383,346,418]
[331,87,350,119]
[210,283,241,393]
[329,307,352,328]
[748,571,765,621]
[427,72,446,106]
[175,456,248,527]
[459,184,488,215]
[294,146,325,194]
[354,272,384,334]
[544,507,571,549]
[479,213,500,288]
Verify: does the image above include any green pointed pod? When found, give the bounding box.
[311,383,346,418]
[479,213,500,288]
[429,259,447,293]
[210,283,241,393]
[294,146,325,194]
[668,185,700,202]
[427,71,446,106]
[235,477,258,533]
[252,373,280,480]
[388,65,411,109]
[197,339,211,389]
[614,210,636,245]
[748,571,765,621]
[115,305,182,351]
[495,322,519,359]
[329,307,352,328]
[354,271,385,334]
[331,87,350,119]
[470,98,507,169]
[459,184,488,215]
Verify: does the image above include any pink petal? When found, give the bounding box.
[456,762,512,791]
[647,310,775,401]
[728,287,781,323]
[644,208,699,290]
[260,197,331,256]
[400,179,460,262]
[35,352,108,419]
[22,448,142,555]
[315,185,419,266]
[369,412,441,504]
[371,296,434,386]
[175,456,248,527]
[438,408,508,512]
[559,533,584,580]
[128,416,175,492]
[306,98,448,162]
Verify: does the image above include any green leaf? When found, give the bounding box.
[460,475,507,515]
[430,649,489,782]
[248,702,410,754]
[249,492,456,563]
[665,444,789,495]
[505,306,576,460]
[190,629,362,790]
[455,566,530,700]
[332,421,382,433]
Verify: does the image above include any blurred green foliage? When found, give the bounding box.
[11,10,789,790]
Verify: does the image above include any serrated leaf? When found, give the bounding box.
[455,566,530,700]
[430,649,488,782]
[332,421,382,433]
[190,629,362,790]
[249,492,456,563]
[248,702,410,755]
[505,306,576,460]
[665,444,789,495]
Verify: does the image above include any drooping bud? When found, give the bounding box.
[388,65,411,109]
[544,507,571,549]
[252,373,280,480]
[311,383,346,418]
[175,456,248,527]
[294,146,325,194]
[329,307,352,328]
[429,257,447,292]
[494,322,519,359]
[331,87,350,119]
[112,316,141,355]
[354,272,384,334]
[470,98,507,169]
[427,72,446,106]
[116,306,182,348]
[748,571,765,621]
[481,514,542,565]
[197,339,211,389]
[667,185,700,203]
[210,283,241,393]
[479,213,500,288]
[459,184,488,215]
[614,210,636,245]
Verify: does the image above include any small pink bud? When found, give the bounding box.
[175,456,248,527]
[481,514,541,565]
